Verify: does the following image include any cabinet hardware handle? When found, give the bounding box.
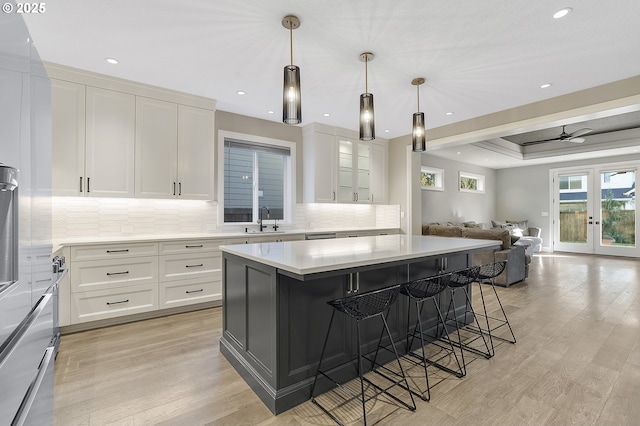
[173,182,176,196]
[79,177,83,192]
[332,191,335,201]
[348,274,353,294]
[106,299,129,305]
[186,264,204,268]
[178,182,182,196]
[185,245,203,248]
[186,289,204,294]
[106,249,129,253]
[355,272,360,293]
[106,271,129,276]
[87,177,90,193]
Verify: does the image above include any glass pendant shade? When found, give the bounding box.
[283,64,301,124]
[412,112,426,152]
[359,93,375,141]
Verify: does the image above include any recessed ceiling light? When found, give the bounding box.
[445,112,454,116]
[384,129,390,133]
[267,110,275,114]
[456,151,461,155]
[236,90,246,95]
[323,113,330,117]
[540,83,552,89]
[553,7,572,19]
[105,57,119,65]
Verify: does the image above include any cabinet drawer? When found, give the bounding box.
[70,256,158,293]
[159,276,221,308]
[70,283,158,324]
[159,253,221,282]
[159,239,224,255]
[70,242,158,261]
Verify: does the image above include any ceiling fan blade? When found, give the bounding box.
[569,128,593,138]
[567,137,585,143]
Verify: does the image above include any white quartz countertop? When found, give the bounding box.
[219,234,501,276]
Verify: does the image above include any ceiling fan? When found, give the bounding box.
[523,125,593,146]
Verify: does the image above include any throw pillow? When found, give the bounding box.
[463,221,482,228]
[491,219,507,229]
[507,219,529,236]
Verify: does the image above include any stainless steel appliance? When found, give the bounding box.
[0,165,56,426]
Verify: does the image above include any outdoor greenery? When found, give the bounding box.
[460,176,478,191]
[601,189,635,245]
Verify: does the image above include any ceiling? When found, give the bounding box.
[22,0,640,168]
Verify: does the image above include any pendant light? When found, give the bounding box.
[359,52,375,141]
[411,77,426,152]
[282,15,301,125]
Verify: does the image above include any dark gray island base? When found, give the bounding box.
[219,235,500,414]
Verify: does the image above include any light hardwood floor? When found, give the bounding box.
[54,253,640,425]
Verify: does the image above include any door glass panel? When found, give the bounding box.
[600,170,635,247]
[559,174,588,244]
[338,140,353,202]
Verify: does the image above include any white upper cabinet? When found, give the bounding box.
[135,100,214,199]
[50,65,216,200]
[303,123,388,204]
[85,87,135,197]
[135,97,178,198]
[52,81,135,197]
[176,105,215,200]
[51,79,85,196]
[302,125,337,203]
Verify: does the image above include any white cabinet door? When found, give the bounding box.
[304,131,337,203]
[51,79,85,196]
[370,142,388,204]
[338,137,372,203]
[135,96,178,198]
[85,87,135,197]
[177,105,214,200]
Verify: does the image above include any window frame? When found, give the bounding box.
[420,166,444,191]
[217,130,296,227]
[458,171,485,193]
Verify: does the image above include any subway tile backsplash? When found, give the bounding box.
[52,197,400,240]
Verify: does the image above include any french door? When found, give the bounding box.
[552,164,638,257]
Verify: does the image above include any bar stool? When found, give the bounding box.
[472,261,517,354]
[441,266,493,361]
[310,285,416,426]
[397,272,466,401]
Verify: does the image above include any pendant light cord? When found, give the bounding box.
[416,83,420,111]
[365,58,368,93]
[289,26,293,66]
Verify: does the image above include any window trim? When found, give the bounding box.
[217,130,296,227]
[458,171,485,193]
[420,166,444,191]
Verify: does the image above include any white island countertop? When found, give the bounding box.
[220,234,500,276]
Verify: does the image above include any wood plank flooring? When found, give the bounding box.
[53,253,640,425]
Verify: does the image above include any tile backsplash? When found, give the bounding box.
[52,197,400,240]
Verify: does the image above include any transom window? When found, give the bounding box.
[459,171,485,193]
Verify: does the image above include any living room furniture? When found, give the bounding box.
[422,224,530,287]
[492,220,543,254]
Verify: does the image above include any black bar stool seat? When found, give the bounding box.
[310,285,416,426]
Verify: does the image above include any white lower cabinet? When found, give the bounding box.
[159,275,221,308]
[158,239,223,308]
[71,283,158,324]
[65,238,224,328]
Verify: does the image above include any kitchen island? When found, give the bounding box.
[219,234,500,414]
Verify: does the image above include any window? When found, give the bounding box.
[421,166,444,191]
[559,175,583,191]
[459,171,485,193]
[219,131,295,225]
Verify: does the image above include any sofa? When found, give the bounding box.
[422,223,530,287]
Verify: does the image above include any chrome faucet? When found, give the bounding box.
[258,206,270,232]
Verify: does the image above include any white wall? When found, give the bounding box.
[421,155,496,227]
